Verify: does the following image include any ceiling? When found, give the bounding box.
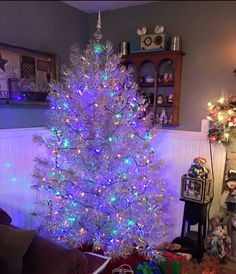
[62,1,156,14]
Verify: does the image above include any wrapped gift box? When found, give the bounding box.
[158,252,185,274]
[136,261,162,274]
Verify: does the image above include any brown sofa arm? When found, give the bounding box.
[0,208,12,225]
[22,235,88,274]
[0,208,88,274]
[64,248,88,274]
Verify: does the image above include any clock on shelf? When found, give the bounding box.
[140,33,170,51]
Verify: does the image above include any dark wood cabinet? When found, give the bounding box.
[123,50,185,126]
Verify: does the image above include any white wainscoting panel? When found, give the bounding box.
[153,129,226,239]
[0,127,47,229]
[0,127,226,241]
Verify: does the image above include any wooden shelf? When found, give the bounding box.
[139,83,154,88]
[125,50,185,58]
[161,124,178,127]
[139,82,174,88]
[157,82,174,87]
[156,103,173,108]
[0,99,49,107]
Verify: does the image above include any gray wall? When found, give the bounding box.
[1,1,236,131]
[89,1,236,131]
[0,1,89,129]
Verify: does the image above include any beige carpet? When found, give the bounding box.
[184,253,236,274]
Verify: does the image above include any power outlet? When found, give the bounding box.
[201,119,209,133]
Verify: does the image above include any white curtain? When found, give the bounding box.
[0,127,226,239]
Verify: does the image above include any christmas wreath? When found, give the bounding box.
[207,96,236,143]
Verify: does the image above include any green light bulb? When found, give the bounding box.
[93,43,104,54]
[102,74,108,81]
[115,114,121,119]
[63,139,70,148]
[63,102,68,109]
[144,132,151,141]
[128,219,135,226]
[125,158,132,165]
[110,197,116,202]
[51,171,56,177]
[68,217,76,223]
[112,229,118,235]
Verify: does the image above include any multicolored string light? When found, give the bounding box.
[207,96,236,143]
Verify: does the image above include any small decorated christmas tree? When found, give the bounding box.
[32,13,171,258]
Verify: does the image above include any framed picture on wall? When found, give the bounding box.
[0,41,58,104]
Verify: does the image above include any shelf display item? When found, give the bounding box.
[163,72,169,82]
[144,75,155,83]
[157,95,163,104]
[159,107,168,125]
[168,73,174,82]
[154,25,165,34]
[0,74,9,99]
[167,94,174,103]
[0,53,7,72]
[168,114,173,125]
[136,26,147,36]
[180,157,212,204]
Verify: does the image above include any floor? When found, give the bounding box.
[185,253,236,274]
[95,246,236,274]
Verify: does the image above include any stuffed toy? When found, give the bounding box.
[187,157,210,179]
[227,212,236,262]
[205,214,231,261]
[219,170,236,211]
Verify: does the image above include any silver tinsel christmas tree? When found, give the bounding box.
[32,12,171,258]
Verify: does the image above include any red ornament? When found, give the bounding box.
[209,135,217,143]
[55,195,62,202]
[232,116,236,124]
[228,116,236,124]
[209,110,217,118]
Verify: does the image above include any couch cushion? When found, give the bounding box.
[22,235,88,274]
[0,224,36,274]
[0,208,12,225]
